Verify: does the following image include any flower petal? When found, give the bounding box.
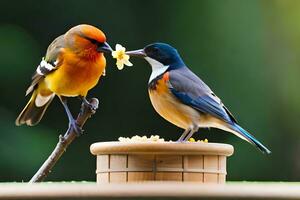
[124,59,133,66]
[116,44,125,52]
[123,54,129,60]
[112,51,118,58]
[116,60,124,70]
[115,44,122,50]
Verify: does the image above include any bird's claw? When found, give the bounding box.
[67,121,83,136]
[176,138,185,143]
[82,99,97,112]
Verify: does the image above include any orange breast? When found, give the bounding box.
[149,78,201,129]
[45,49,106,97]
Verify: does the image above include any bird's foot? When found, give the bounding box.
[176,129,191,142]
[67,120,83,136]
[82,98,98,112]
[176,138,185,143]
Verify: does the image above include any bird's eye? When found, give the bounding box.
[151,47,159,55]
[84,37,98,45]
[89,39,98,44]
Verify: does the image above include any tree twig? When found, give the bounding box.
[29,98,99,183]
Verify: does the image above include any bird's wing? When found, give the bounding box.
[168,67,237,123]
[26,35,65,96]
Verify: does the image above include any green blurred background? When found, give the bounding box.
[0,0,299,182]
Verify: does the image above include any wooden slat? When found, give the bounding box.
[128,172,154,181]
[203,155,218,183]
[97,155,109,171]
[183,155,204,182]
[109,155,127,183]
[155,172,182,181]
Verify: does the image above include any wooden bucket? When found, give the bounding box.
[90,142,234,184]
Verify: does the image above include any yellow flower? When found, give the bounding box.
[112,44,133,70]
[188,138,196,142]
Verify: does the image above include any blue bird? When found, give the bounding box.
[126,43,271,154]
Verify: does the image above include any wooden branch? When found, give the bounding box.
[29,98,99,183]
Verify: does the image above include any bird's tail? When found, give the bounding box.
[15,89,55,126]
[228,123,271,154]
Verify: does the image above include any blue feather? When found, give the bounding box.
[168,69,270,154]
[170,89,231,123]
[171,88,271,154]
[230,123,271,154]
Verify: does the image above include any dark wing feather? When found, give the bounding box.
[26,35,64,96]
[169,67,237,124]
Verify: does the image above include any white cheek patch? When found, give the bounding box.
[145,57,169,83]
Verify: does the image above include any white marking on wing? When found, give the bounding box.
[36,67,43,75]
[35,93,54,107]
[45,62,55,70]
[36,58,57,75]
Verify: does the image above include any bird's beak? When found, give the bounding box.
[126,49,146,57]
[97,42,113,53]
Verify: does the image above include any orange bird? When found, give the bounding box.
[16,24,112,134]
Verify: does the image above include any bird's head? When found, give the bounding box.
[126,43,185,82]
[65,24,112,56]
[126,42,185,69]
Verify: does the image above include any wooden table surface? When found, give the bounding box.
[0,182,300,200]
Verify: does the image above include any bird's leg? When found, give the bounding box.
[79,96,97,111]
[183,125,199,142]
[183,130,195,142]
[59,96,83,136]
[177,128,191,142]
